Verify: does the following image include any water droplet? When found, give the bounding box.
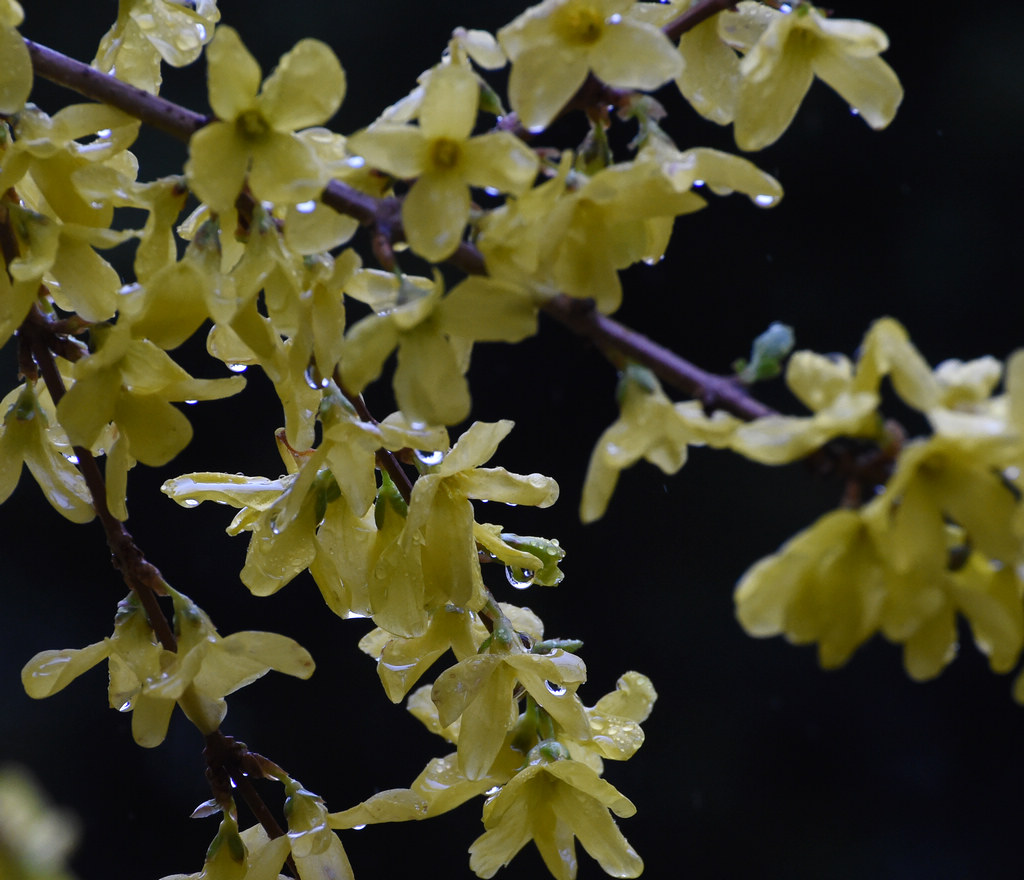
[608,13,622,23]
[484,786,501,797]
[118,700,133,712]
[229,778,237,789]
[693,179,705,188]
[269,519,282,536]
[850,107,860,116]
[64,453,80,464]
[227,363,248,373]
[343,609,368,620]
[184,399,198,405]
[545,681,566,697]
[196,24,207,40]
[754,194,777,207]
[96,129,112,138]
[415,449,444,467]
[1006,466,1021,481]
[295,200,317,214]
[505,566,534,589]
[304,367,322,390]
[353,824,366,831]
[483,186,500,196]
[346,155,366,168]
[780,2,793,11]
[183,498,200,508]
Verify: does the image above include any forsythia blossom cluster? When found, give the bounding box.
[0,0,914,878]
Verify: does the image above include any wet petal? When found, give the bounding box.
[259,38,345,130]
[206,26,261,121]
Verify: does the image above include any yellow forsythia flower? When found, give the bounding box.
[186,26,345,212]
[348,64,538,262]
[720,2,903,151]
[498,0,682,132]
[469,747,643,880]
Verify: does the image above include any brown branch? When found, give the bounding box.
[25,33,775,419]
[25,39,210,139]
[664,0,739,43]
[18,307,180,652]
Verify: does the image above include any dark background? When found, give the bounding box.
[3,1,1024,878]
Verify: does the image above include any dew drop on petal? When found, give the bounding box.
[484,786,501,797]
[415,449,444,467]
[754,194,777,207]
[505,566,534,590]
[183,498,200,508]
[118,700,132,712]
[346,155,366,169]
[184,399,198,405]
[295,200,317,214]
[227,363,248,373]
[483,186,500,196]
[65,453,80,464]
[608,13,622,23]
[545,681,566,696]
[353,824,366,831]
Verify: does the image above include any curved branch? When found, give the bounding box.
[25,34,774,420]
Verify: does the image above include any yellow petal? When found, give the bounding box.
[206,26,261,121]
[0,24,31,114]
[21,641,111,699]
[258,39,345,130]
[418,64,478,141]
[185,122,250,211]
[590,19,682,90]
[402,171,470,262]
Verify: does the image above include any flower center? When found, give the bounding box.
[430,137,462,171]
[235,109,270,141]
[556,4,604,45]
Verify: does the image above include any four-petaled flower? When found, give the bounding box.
[186,26,346,212]
[498,0,682,132]
[469,745,643,880]
[348,64,539,261]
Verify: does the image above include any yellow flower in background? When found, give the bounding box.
[186,26,345,212]
[347,64,538,262]
[498,0,682,132]
[0,0,31,114]
[469,747,643,880]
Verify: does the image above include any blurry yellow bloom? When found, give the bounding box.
[498,0,682,132]
[729,350,880,465]
[348,64,538,261]
[536,157,705,313]
[0,382,94,523]
[0,766,78,880]
[720,3,902,151]
[186,26,345,211]
[0,0,31,114]
[469,748,642,880]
